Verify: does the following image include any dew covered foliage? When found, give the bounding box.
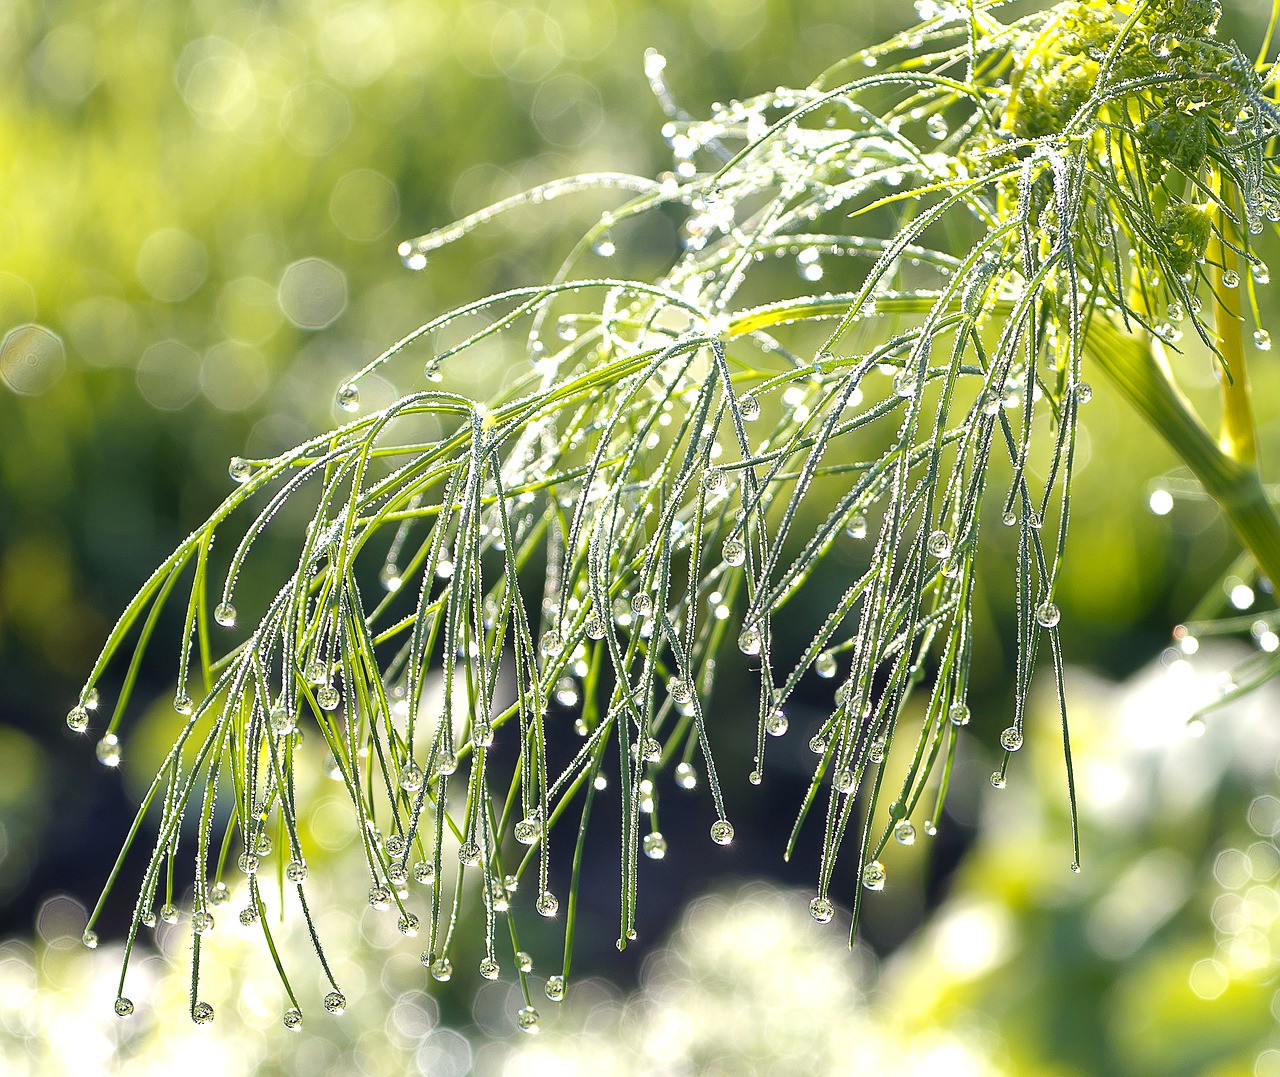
[71,0,1280,1028]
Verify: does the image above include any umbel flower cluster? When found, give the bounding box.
[71,0,1280,1031]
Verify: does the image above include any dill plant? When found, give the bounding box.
[70,0,1280,1031]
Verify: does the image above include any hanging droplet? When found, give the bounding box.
[435,750,459,776]
[479,958,500,980]
[540,630,563,656]
[174,693,194,716]
[323,991,346,1015]
[834,768,856,793]
[893,368,918,398]
[585,614,607,640]
[209,882,229,906]
[516,951,534,973]
[114,996,134,1018]
[429,956,453,982]
[675,761,697,789]
[66,706,89,732]
[1254,329,1272,351]
[82,929,98,949]
[860,860,886,891]
[514,817,542,845]
[368,885,391,909]
[592,234,616,257]
[160,903,179,924]
[238,906,258,926]
[894,819,916,845]
[944,701,969,728]
[630,592,654,618]
[808,733,829,754]
[1001,510,1016,526]
[710,819,734,845]
[413,861,435,885]
[1076,382,1093,405]
[399,762,424,792]
[1253,261,1270,285]
[815,651,838,679]
[545,975,566,1002]
[990,771,1006,788]
[286,859,308,883]
[316,685,340,711]
[748,768,763,785]
[737,626,762,656]
[398,913,419,936]
[643,832,668,859]
[739,395,761,421]
[517,1006,542,1035]
[926,113,948,140]
[536,891,559,917]
[213,602,237,628]
[927,530,952,559]
[640,737,661,762]
[1223,269,1241,288]
[96,733,121,767]
[1035,600,1061,628]
[999,726,1023,751]
[283,1008,303,1031]
[868,736,886,764]
[192,910,214,935]
[723,538,746,566]
[228,457,252,483]
[845,514,867,540]
[192,1002,214,1025]
[458,840,481,865]
[669,677,694,705]
[765,710,788,736]
[336,383,360,412]
[810,896,835,923]
[269,707,296,736]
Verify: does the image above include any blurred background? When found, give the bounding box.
[2,0,1280,1073]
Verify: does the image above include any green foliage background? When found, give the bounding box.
[2,0,1280,1072]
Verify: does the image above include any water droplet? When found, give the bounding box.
[515,817,542,845]
[669,677,694,706]
[800,896,835,931]
[368,885,391,909]
[1075,382,1093,404]
[894,819,916,845]
[114,996,134,1018]
[861,860,886,890]
[723,538,746,566]
[398,913,419,936]
[96,733,121,767]
[536,891,559,917]
[1254,329,1272,351]
[82,929,98,949]
[845,514,867,540]
[815,651,838,679]
[999,726,1023,751]
[323,990,346,1015]
[553,676,580,707]
[737,626,762,656]
[283,1008,303,1031]
[479,958,500,980]
[239,906,258,926]
[1035,600,1061,628]
[540,630,563,656]
[435,750,458,776]
[413,861,435,885]
[517,1006,542,1034]
[228,457,252,483]
[990,771,1006,788]
[1070,861,1082,874]
[141,909,157,927]
[748,769,763,784]
[192,1001,214,1025]
[160,903,179,924]
[213,602,237,628]
[639,737,661,762]
[283,858,307,883]
[268,706,296,736]
[237,851,259,874]
[1150,33,1172,58]
[592,234,616,258]
[316,685,340,710]
[675,761,697,789]
[924,820,938,836]
[429,956,453,982]
[66,706,89,732]
[1224,269,1241,288]
[893,368,918,397]
[927,530,952,558]
[808,733,829,754]
[585,614,607,640]
[336,383,360,412]
[459,840,481,865]
[1253,261,1270,285]
[1001,510,1017,526]
[739,395,760,421]
[834,768,856,793]
[868,736,886,764]
[948,701,970,727]
[545,975,566,1001]
[765,710,788,736]
[516,951,534,973]
[630,592,653,618]
[710,819,734,845]
[209,882,229,906]
[643,832,668,859]
[926,113,948,139]
[399,762,424,792]
[704,467,727,494]
[193,910,214,935]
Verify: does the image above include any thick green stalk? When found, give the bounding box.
[1084,315,1280,586]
